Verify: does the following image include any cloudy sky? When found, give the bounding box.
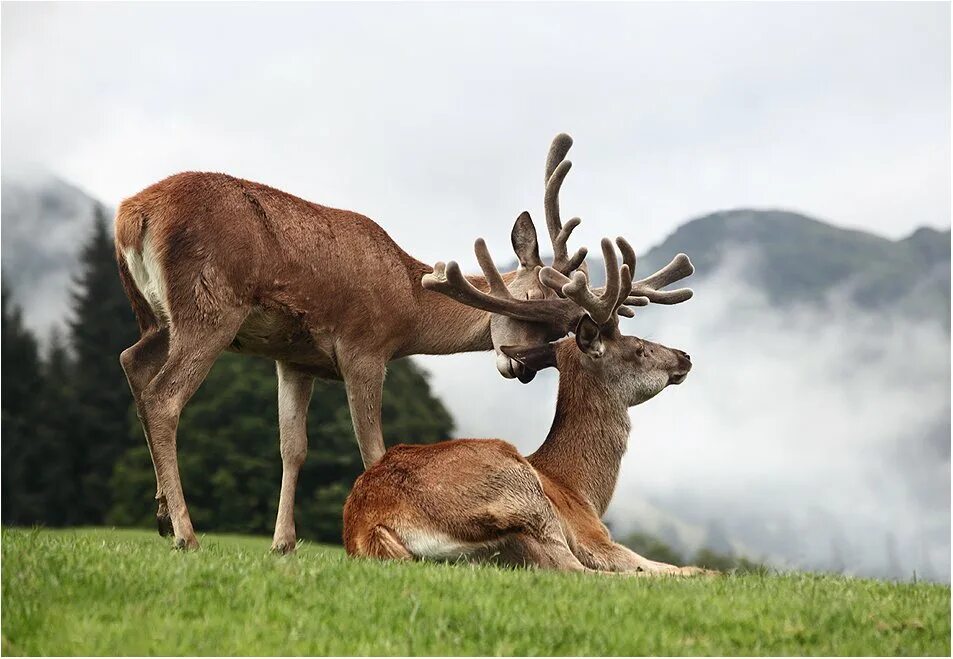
[2,2,949,265]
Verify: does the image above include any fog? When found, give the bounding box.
[1,173,102,339]
[416,250,951,582]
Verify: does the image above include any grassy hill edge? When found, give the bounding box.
[2,527,949,656]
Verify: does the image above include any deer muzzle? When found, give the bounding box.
[668,349,692,385]
[496,353,537,384]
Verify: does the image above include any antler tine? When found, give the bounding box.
[544,160,571,244]
[628,253,695,305]
[616,236,636,274]
[561,238,625,325]
[543,133,586,275]
[615,237,646,312]
[617,257,633,311]
[422,241,576,325]
[539,265,571,298]
[474,238,510,298]
[545,132,573,183]
[557,217,588,272]
[563,246,588,273]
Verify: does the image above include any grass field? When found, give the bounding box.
[2,527,949,656]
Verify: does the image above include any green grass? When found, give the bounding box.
[2,528,949,656]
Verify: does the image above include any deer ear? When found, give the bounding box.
[511,211,542,268]
[500,342,557,372]
[575,315,605,358]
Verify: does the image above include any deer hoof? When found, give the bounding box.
[156,513,174,537]
[271,540,297,555]
[173,536,200,551]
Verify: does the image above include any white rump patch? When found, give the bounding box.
[123,231,170,324]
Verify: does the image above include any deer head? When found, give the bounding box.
[422,134,589,383]
[423,132,695,385]
[502,237,693,406]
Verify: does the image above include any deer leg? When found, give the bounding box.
[271,361,314,555]
[492,493,604,573]
[514,536,710,576]
[508,528,652,576]
[140,309,248,550]
[119,327,173,536]
[584,540,714,576]
[340,357,387,468]
[509,532,591,571]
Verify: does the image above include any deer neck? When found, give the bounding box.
[528,346,631,516]
[398,258,498,355]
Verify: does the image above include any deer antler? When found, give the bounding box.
[422,239,577,326]
[614,236,694,306]
[539,237,693,323]
[544,134,588,275]
[540,238,633,326]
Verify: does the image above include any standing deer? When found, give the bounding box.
[344,237,706,575]
[114,135,599,552]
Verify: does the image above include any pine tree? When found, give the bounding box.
[68,205,138,523]
[1,277,42,422]
[1,277,44,524]
[33,328,82,525]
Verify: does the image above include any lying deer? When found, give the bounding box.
[114,133,692,552]
[344,237,707,575]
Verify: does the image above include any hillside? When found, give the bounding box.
[1,174,107,338]
[638,209,951,325]
[3,528,949,656]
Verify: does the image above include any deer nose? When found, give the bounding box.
[675,349,692,368]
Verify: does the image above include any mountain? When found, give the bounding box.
[637,209,951,327]
[1,174,106,339]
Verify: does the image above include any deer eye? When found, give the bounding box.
[635,343,645,357]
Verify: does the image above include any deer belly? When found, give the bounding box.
[399,528,502,562]
[230,306,340,377]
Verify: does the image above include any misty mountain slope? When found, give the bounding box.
[637,209,950,325]
[1,174,106,338]
[600,213,952,582]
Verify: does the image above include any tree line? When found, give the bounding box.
[1,207,453,542]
